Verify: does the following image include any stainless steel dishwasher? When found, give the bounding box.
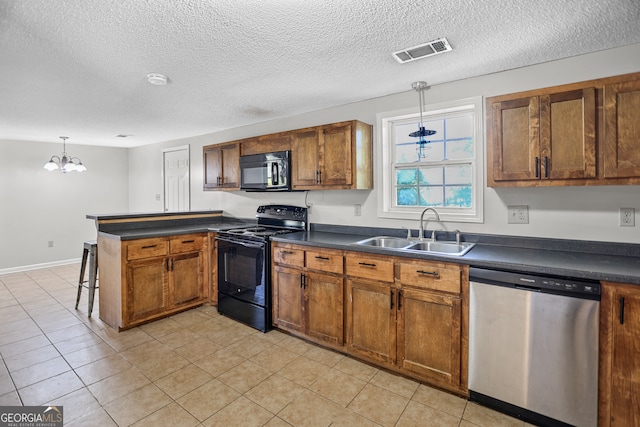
[468,267,600,427]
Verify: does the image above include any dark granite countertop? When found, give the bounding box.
[98,221,253,241]
[272,229,640,285]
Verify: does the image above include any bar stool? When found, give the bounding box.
[76,240,98,317]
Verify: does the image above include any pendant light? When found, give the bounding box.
[409,81,436,160]
[43,137,87,173]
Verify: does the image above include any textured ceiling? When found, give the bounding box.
[1,0,640,148]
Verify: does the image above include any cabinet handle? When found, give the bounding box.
[182,240,195,244]
[390,290,394,309]
[315,170,320,184]
[358,262,377,267]
[165,259,169,271]
[281,250,294,255]
[315,256,330,261]
[620,297,625,325]
[318,170,322,183]
[142,245,157,249]
[300,274,308,289]
[398,290,403,310]
[217,176,222,186]
[535,157,540,178]
[544,156,549,178]
[416,270,440,278]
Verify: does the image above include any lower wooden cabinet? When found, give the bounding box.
[99,233,208,330]
[272,242,468,395]
[599,281,640,427]
[272,246,344,347]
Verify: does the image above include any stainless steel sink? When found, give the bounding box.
[352,236,414,249]
[405,241,475,256]
[353,235,475,256]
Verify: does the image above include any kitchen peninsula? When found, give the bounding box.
[88,210,253,330]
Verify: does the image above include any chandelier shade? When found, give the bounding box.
[43,137,86,173]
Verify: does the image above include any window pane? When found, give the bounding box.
[419,187,444,206]
[445,186,472,208]
[446,139,473,160]
[419,167,444,185]
[396,168,417,185]
[397,188,418,205]
[417,141,444,162]
[446,115,473,139]
[445,165,472,185]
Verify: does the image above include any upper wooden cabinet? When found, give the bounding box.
[603,79,640,179]
[292,121,372,190]
[487,72,640,187]
[203,142,239,190]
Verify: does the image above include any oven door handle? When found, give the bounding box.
[215,236,265,249]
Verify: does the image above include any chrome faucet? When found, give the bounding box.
[419,207,440,241]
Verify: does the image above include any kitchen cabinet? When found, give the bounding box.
[203,142,239,190]
[345,252,468,394]
[291,120,372,190]
[599,281,640,427]
[488,88,596,184]
[487,71,640,187]
[603,78,640,179]
[99,233,208,330]
[272,244,344,347]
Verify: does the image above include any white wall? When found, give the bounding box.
[128,43,639,244]
[0,139,129,271]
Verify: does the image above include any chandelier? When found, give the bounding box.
[43,136,87,173]
[409,81,437,160]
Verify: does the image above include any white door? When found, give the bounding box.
[163,146,190,212]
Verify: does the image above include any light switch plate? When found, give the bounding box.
[507,205,529,224]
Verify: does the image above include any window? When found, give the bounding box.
[377,97,484,222]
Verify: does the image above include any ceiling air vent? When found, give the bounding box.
[393,38,452,64]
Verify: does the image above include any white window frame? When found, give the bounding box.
[376,96,484,223]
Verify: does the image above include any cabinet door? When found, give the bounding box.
[305,271,344,345]
[171,251,204,307]
[272,265,304,333]
[346,278,396,365]
[540,88,596,179]
[321,123,352,186]
[126,257,169,323]
[604,79,640,178]
[600,282,640,427]
[292,128,321,188]
[397,288,461,386]
[203,146,222,189]
[491,97,540,181]
[220,143,239,188]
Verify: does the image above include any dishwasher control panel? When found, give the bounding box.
[469,267,601,299]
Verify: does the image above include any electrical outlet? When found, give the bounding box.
[354,204,362,216]
[155,194,161,201]
[507,205,529,224]
[620,208,635,227]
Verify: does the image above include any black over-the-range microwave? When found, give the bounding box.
[239,150,292,192]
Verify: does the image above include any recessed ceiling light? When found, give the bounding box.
[146,73,168,85]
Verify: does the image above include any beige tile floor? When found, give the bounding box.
[0,264,533,427]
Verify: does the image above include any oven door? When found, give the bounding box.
[216,236,266,306]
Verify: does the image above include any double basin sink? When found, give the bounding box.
[353,236,475,256]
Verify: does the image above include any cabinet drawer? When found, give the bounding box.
[346,255,394,282]
[306,250,343,274]
[399,261,461,294]
[126,239,169,260]
[273,246,305,267]
[170,234,204,254]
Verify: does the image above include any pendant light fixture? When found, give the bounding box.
[409,81,436,160]
[43,136,87,173]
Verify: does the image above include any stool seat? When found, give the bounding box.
[76,240,98,317]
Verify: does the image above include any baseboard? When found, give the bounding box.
[0,258,81,276]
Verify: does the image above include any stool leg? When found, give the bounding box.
[88,246,98,317]
[76,248,89,309]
